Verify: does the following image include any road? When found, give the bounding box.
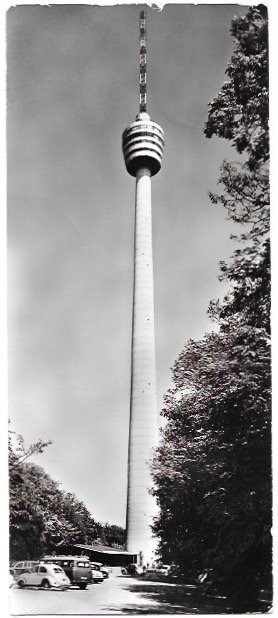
[9,570,234,615]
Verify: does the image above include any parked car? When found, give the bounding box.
[16,563,70,590]
[89,563,104,583]
[154,564,172,576]
[41,555,92,590]
[121,564,142,576]
[144,564,172,581]
[144,567,158,580]
[90,562,109,579]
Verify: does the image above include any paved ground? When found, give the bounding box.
[9,571,234,615]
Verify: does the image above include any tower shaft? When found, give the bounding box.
[126,167,158,562]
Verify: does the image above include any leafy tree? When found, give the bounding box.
[151,5,271,611]
[152,327,271,576]
[99,523,126,548]
[205,4,270,333]
[204,6,268,167]
[9,429,52,559]
[9,428,125,559]
[58,491,102,547]
[9,429,52,470]
[22,464,82,554]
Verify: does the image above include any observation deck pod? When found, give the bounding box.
[122,112,164,177]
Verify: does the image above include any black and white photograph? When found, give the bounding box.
[6,1,272,615]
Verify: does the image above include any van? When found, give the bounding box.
[41,555,92,590]
[12,560,39,577]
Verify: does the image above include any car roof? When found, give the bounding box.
[14,560,38,566]
[43,555,89,559]
[91,567,103,572]
[39,563,62,569]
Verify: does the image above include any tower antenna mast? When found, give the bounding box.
[139,10,147,113]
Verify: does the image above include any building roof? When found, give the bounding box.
[74,543,135,556]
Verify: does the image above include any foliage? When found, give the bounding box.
[99,523,126,548]
[152,328,271,574]
[151,5,271,609]
[9,429,125,560]
[205,4,270,334]
[9,429,52,559]
[204,5,268,170]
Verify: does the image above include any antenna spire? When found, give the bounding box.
[139,10,147,113]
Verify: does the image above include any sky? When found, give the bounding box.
[7,2,249,528]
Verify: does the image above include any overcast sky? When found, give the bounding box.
[7,3,248,528]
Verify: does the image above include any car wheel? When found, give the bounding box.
[79,583,87,590]
[17,579,25,588]
[41,579,50,589]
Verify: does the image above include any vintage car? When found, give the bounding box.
[16,563,70,590]
[121,564,143,576]
[90,562,109,579]
[89,563,104,583]
[144,564,173,581]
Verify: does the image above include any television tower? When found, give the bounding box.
[122,10,164,564]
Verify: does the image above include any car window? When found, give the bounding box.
[16,562,23,568]
[53,567,63,573]
[77,561,89,568]
[33,566,40,573]
[39,566,47,573]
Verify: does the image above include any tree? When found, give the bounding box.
[57,491,102,547]
[99,523,126,548]
[151,6,271,611]
[152,327,271,576]
[9,427,125,559]
[204,4,270,333]
[9,428,52,559]
[204,5,268,168]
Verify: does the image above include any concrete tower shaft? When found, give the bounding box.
[125,166,159,562]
